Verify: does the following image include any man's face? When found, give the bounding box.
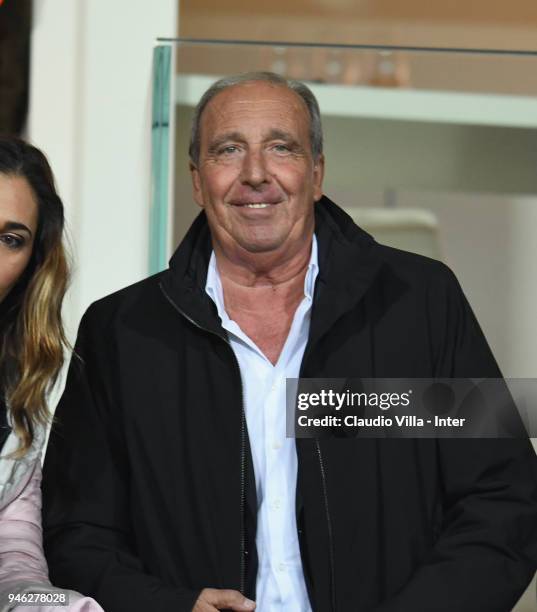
[190,81,324,255]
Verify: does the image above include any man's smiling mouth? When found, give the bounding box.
[229,201,280,209]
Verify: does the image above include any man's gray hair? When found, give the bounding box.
[189,71,323,166]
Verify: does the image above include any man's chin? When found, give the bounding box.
[235,225,313,256]
[239,238,285,254]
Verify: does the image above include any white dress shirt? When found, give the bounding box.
[205,236,318,612]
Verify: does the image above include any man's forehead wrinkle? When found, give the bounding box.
[221,95,303,108]
[207,127,300,147]
[210,103,301,122]
[206,105,303,133]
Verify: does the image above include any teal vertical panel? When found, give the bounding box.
[149,44,172,274]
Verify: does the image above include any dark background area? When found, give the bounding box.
[0,0,32,135]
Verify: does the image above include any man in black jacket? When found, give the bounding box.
[43,72,537,612]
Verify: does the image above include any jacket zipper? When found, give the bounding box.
[301,347,337,612]
[159,283,248,595]
[315,440,337,612]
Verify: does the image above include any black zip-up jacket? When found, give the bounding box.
[42,196,537,612]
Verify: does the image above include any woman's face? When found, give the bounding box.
[0,174,38,303]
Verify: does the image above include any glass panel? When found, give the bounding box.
[149,44,172,274]
[151,39,537,382]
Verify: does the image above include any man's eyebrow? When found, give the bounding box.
[265,129,298,144]
[0,221,33,237]
[207,132,245,153]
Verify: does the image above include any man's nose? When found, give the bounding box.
[239,149,269,188]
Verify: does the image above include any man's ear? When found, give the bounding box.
[190,161,204,208]
[313,154,325,202]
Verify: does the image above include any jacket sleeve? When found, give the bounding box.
[42,305,200,612]
[0,459,104,612]
[374,265,537,612]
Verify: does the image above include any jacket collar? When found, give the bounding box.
[159,211,222,336]
[306,195,383,357]
[160,195,384,342]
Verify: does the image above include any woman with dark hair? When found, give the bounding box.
[0,136,103,611]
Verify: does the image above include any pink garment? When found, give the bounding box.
[0,442,104,612]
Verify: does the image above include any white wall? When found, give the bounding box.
[28,0,178,340]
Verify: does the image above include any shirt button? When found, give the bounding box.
[278,562,286,572]
[273,499,281,510]
[272,441,282,450]
[271,376,283,391]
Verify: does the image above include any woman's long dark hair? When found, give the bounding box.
[0,136,69,455]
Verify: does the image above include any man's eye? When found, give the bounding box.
[219,145,239,155]
[273,144,290,153]
[0,234,24,250]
